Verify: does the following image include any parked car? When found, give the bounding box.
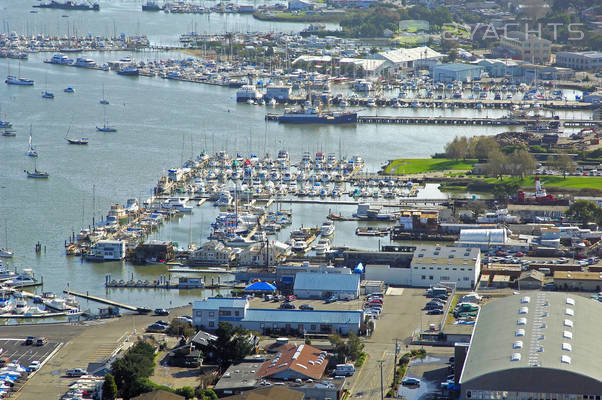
[280,302,296,309]
[299,304,314,311]
[325,295,337,303]
[402,377,421,385]
[425,304,444,311]
[66,368,87,377]
[28,361,41,371]
[174,316,193,325]
[427,309,444,315]
[154,308,169,316]
[155,320,170,327]
[35,337,47,346]
[146,323,168,332]
[25,336,35,346]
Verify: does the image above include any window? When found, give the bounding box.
[235,311,240,316]
[219,310,232,316]
[311,325,316,330]
[463,277,469,281]
[195,311,202,317]
[441,276,450,281]
[460,268,465,271]
[209,321,214,327]
[429,276,434,280]
[208,311,215,317]
[452,268,457,271]
[421,275,426,280]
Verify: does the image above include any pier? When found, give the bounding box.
[63,290,143,313]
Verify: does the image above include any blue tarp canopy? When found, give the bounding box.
[245,281,277,292]
[353,263,364,274]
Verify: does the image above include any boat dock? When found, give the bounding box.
[63,289,142,312]
[265,114,600,127]
[276,198,448,206]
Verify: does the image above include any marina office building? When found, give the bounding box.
[556,51,602,71]
[364,245,481,289]
[459,292,602,398]
[192,297,362,335]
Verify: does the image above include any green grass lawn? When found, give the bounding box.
[482,175,602,189]
[384,158,477,175]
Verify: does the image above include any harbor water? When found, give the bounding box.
[0,2,595,316]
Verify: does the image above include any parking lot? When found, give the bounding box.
[248,296,365,311]
[0,338,60,370]
[398,351,454,400]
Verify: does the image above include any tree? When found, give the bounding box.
[445,136,468,160]
[102,374,118,400]
[214,322,255,368]
[485,150,508,179]
[167,320,195,337]
[175,386,195,399]
[346,333,364,361]
[549,152,576,178]
[508,149,536,178]
[470,136,499,160]
[566,200,602,227]
[195,388,218,400]
[111,341,157,399]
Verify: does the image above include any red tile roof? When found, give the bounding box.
[256,343,328,380]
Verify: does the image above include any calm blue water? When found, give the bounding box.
[0,1,594,316]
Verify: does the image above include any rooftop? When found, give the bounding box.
[293,272,360,292]
[221,386,304,400]
[376,46,443,64]
[193,297,248,310]
[256,343,328,380]
[433,63,483,72]
[412,245,480,263]
[243,309,363,325]
[554,271,602,281]
[460,292,602,385]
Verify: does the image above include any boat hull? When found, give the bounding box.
[277,113,357,124]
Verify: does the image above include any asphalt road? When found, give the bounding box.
[347,288,443,400]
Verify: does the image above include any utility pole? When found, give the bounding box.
[393,338,401,373]
[377,359,385,400]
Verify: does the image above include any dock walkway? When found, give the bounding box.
[64,290,140,312]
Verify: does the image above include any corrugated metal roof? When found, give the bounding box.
[193,297,248,310]
[293,272,360,292]
[460,292,602,386]
[243,309,362,325]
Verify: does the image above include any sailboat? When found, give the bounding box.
[41,73,54,98]
[26,125,38,157]
[65,122,88,144]
[0,224,13,258]
[96,106,116,132]
[5,62,34,86]
[99,83,109,105]
[24,157,49,179]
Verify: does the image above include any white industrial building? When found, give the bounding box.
[556,51,602,71]
[193,297,362,335]
[410,246,481,289]
[293,272,360,300]
[370,46,443,71]
[455,228,530,252]
[364,264,411,285]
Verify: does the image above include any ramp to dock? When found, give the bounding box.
[64,290,142,312]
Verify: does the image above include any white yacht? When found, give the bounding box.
[166,197,193,213]
[215,191,233,207]
[125,198,139,213]
[13,299,29,315]
[314,238,330,255]
[236,85,263,102]
[225,235,256,248]
[320,221,335,236]
[292,240,307,252]
[0,249,13,258]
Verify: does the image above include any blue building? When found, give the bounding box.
[432,63,483,83]
[293,272,360,300]
[192,297,362,335]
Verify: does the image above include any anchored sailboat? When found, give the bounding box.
[26,125,38,157]
[96,106,116,132]
[24,157,49,178]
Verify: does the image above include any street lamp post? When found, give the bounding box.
[377,359,385,400]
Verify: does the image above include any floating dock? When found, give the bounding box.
[64,289,142,312]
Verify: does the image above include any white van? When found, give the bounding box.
[335,364,355,376]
